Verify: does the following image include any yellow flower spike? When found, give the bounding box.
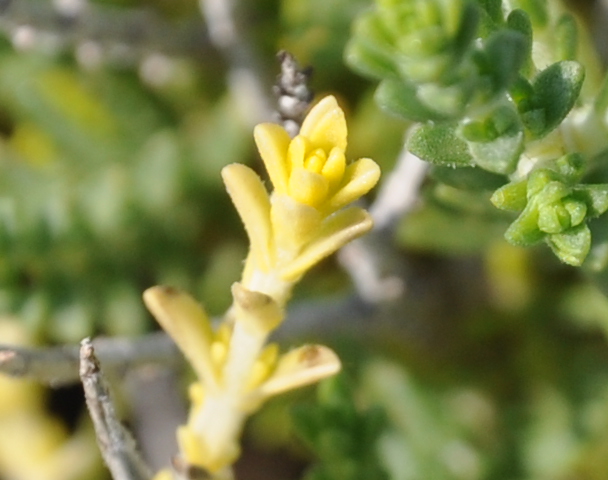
[255,344,341,400]
[231,283,283,336]
[222,164,274,270]
[282,206,373,281]
[299,95,348,152]
[325,157,381,213]
[143,286,219,390]
[252,123,291,194]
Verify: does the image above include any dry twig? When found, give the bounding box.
[80,338,153,480]
[0,331,180,386]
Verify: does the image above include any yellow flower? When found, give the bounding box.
[254,95,380,213]
[222,96,381,298]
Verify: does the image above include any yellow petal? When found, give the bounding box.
[299,95,347,152]
[281,207,373,281]
[143,286,218,388]
[322,147,346,191]
[288,167,329,207]
[287,134,307,171]
[253,123,291,194]
[270,193,322,257]
[255,344,341,399]
[324,157,380,213]
[222,164,273,270]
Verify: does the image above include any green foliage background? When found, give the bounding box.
[5,1,608,480]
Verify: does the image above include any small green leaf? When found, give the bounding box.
[409,123,473,167]
[430,165,507,191]
[573,185,608,217]
[344,15,400,80]
[375,79,451,122]
[461,104,524,174]
[492,180,528,211]
[538,203,571,233]
[546,224,591,266]
[523,61,585,138]
[478,0,504,26]
[506,9,533,74]
[504,204,544,245]
[563,199,587,226]
[482,30,528,93]
[466,129,524,174]
[452,2,481,60]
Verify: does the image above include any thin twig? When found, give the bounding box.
[338,133,429,303]
[80,338,153,480]
[0,331,181,386]
[368,141,429,231]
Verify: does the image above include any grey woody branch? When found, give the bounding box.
[0,331,181,386]
[80,338,153,480]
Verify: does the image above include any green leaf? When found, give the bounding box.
[374,79,451,122]
[506,9,533,74]
[461,105,525,174]
[546,224,591,266]
[466,128,524,174]
[344,14,400,80]
[409,123,473,167]
[477,0,504,26]
[504,204,544,245]
[430,165,507,191]
[573,185,608,217]
[452,1,481,60]
[522,61,585,138]
[482,29,528,94]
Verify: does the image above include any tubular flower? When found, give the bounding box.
[222,95,380,302]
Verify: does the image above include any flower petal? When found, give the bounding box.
[325,158,380,213]
[299,95,347,152]
[270,193,321,259]
[222,164,273,270]
[143,286,218,388]
[281,207,373,281]
[322,147,346,191]
[287,134,307,171]
[288,167,329,207]
[253,123,291,194]
[254,344,341,399]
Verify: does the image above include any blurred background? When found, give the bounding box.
[3,0,608,479]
